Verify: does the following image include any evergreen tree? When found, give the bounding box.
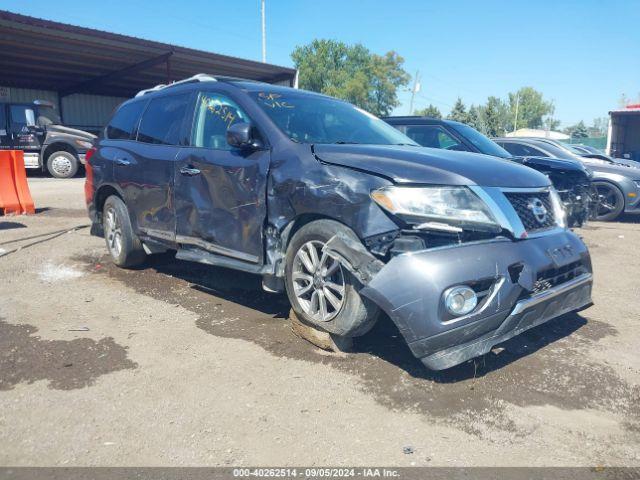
[447,98,469,123]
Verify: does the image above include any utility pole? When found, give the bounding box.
[409,70,420,115]
[513,92,520,133]
[261,0,266,63]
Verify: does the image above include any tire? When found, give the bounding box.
[284,219,380,337]
[102,195,146,268]
[46,151,79,179]
[593,181,625,221]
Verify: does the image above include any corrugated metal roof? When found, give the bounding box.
[0,10,296,98]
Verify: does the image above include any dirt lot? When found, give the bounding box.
[0,176,639,466]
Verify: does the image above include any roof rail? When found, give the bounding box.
[135,73,217,97]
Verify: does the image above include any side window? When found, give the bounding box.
[499,142,547,157]
[106,101,146,140]
[9,105,36,133]
[137,93,191,145]
[499,142,524,156]
[192,92,251,150]
[404,125,466,150]
[526,146,548,157]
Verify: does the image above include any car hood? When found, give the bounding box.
[513,155,591,178]
[583,159,640,179]
[47,124,97,141]
[312,144,550,187]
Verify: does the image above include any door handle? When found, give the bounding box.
[180,166,201,176]
[115,158,131,166]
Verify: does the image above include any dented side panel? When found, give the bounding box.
[266,143,398,237]
[174,146,270,263]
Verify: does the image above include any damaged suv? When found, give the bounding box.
[86,75,593,370]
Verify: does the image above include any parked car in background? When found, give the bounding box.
[85,75,593,371]
[495,137,640,221]
[384,116,593,227]
[567,143,640,169]
[0,100,96,178]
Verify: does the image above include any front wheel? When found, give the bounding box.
[46,151,79,178]
[284,220,379,337]
[593,181,625,221]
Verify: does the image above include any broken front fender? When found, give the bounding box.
[359,230,592,369]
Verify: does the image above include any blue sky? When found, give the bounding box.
[3,0,639,127]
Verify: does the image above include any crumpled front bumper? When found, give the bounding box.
[359,230,592,370]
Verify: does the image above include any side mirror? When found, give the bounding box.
[226,122,261,150]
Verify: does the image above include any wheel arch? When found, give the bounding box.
[94,183,126,223]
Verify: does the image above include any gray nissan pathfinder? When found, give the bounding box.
[85,75,593,370]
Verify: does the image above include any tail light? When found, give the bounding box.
[84,147,96,204]
[85,147,96,164]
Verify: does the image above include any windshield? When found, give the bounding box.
[452,123,512,158]
[250,91,417,146]
[36,105,61,125]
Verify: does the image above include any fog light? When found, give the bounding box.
[444,286,478,316]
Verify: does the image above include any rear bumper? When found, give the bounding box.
[360,230,593,370]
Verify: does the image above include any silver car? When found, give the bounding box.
[495,137,640,221]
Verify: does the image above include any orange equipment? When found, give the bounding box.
[0,150,35,215]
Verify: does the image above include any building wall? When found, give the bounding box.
[0,86,126,133]
[61,93,127,130]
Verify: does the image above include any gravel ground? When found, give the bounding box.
[0,176,638,466]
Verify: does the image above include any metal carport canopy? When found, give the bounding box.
[0,10,297,98]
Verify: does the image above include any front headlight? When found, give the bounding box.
[371,186,500,232]
[549,188,566,228]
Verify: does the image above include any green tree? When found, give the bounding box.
[567,120,589,138]
[369,51,411,117]
[478,96,511,136]
[414,104,442,119]
[467,105,482,130]
[543,117,561,132]
[447,97,469,123]
[291,39,410,116]
[590,117,608,137]
[509,87,554,130]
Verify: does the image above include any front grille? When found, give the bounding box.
[532,261,587,294]
[504,191,556,232]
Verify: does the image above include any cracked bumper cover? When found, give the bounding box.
[359,230,593,370]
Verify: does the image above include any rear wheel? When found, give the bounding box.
[103,195,146,268]
[46,151,78,178]
[594,181,624,221]
[284,220,379,337]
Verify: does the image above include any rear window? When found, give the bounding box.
[106,101,146,140]
[137,93,191,145]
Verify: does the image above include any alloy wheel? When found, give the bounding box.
[292,240,345,322]
[596,184,621,217]
[104,207,123,258]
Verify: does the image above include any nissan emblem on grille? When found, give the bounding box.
[527,197,548,225]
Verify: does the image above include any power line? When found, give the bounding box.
[261,0,266,63]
